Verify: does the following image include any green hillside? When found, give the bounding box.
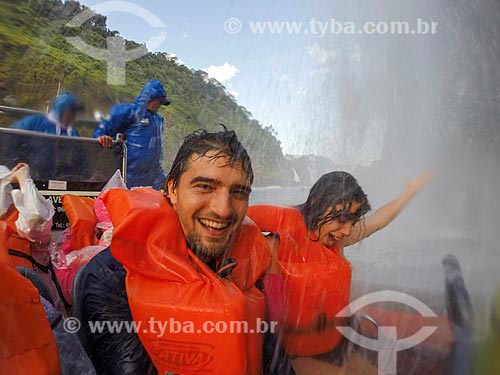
[0,0,289,186]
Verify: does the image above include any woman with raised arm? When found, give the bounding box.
[248,170,432,375]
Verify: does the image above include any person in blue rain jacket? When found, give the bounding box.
[94,80,170,190]
[9,93,87,180]
[12,92,83,137]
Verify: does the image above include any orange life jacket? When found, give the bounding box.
[0,221,60,374]
[1,205,34,269]
[102,188,271,375]
[248,205,352,356]
[61,195,99,251]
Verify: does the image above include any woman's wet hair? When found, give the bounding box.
[167,125,253,190]
[297,171,371,232]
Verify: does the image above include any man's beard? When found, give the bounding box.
[186,233,232,262]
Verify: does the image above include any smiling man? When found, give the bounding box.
[166,138,253,263]
[77,128,270,374]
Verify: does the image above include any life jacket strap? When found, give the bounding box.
[8,249,72,310]
[8,249,50,273]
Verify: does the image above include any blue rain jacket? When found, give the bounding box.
[12,93,81,137]
[94,80,168,189]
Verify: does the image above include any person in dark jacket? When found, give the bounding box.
[12,92,83,137]
[94,80,170,190]
[76,128,267,375]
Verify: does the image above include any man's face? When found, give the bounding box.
[147,97,163,113]
[61,109,76,127]
[168,151,251,260]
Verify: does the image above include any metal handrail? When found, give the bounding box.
[0,105,99,126]
[0,127,127,185]
[0,127,98,143]
[0,105,42,116]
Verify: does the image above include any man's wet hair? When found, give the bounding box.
[167,126,253,190]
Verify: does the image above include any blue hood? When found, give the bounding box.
[133,80,170,117]
[51,93,82,122]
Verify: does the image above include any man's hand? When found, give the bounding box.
[9,163,30,185]
[97,135,113,148]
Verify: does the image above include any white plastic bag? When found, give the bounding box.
[50,228,72,269]
[11,178,54,243]
[102,169,127,192]
[65,245,107,268]
[96,222,113,247]
[93,169,126,243]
